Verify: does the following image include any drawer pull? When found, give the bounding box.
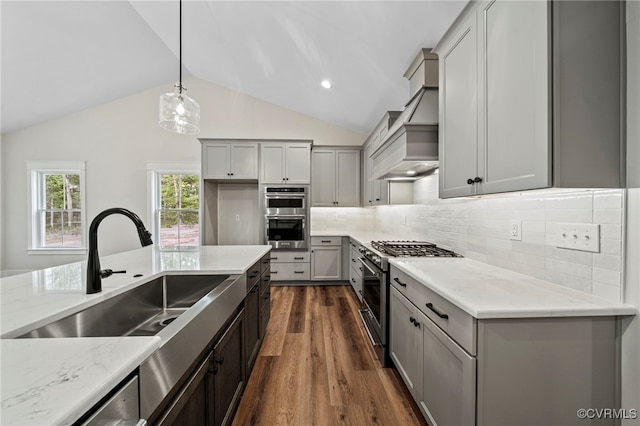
[351,258,356,263]
[426,302,449,320]
[409,316,415,324]
[394,277,407,287]
[271,271,278,274]
[249,274,259,279]
[262,259,269,264]
[294,271,305,274]
[271,257,278,260]
[294,257,305,260]
[321,240,331,243]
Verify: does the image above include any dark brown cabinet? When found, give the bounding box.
[154,253,272,426]
[259,254,271,339]
[212,310,245,426]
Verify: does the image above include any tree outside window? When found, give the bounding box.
[28,161,86,253]
[157,173,199,248]
[40,173,82,247]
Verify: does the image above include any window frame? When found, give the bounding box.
[147,162,200,250]
[26,161,87,255]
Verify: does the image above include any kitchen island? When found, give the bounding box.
[0,245,271,426]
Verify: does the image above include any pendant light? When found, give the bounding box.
[159,0,200,135]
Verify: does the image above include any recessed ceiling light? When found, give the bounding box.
[406,170,417,176]
[321,80,332,89]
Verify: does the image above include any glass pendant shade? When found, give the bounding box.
[159,83,200,135]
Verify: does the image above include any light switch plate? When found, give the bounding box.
[556,223,600,253]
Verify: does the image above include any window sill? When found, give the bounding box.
[27,248,88,256]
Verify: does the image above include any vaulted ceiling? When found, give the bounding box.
[1,1,467,135]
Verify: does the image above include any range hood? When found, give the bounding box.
[370,49,439,181]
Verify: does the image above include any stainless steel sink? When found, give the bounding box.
[18,274,232,338]
[17,272,248,420]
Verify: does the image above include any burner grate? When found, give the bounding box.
[371,240,462,258]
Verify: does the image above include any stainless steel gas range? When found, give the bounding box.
[357,241,461,366]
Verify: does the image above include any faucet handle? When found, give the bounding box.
[100,269,127,278]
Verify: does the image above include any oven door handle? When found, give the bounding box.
[357,257,380,276]
[265,194,305,199]
[265,215,306,219]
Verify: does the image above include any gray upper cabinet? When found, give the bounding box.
[312,148,361,207]
[260,142,311,184]
[201,142,259,181]
[436,0,624,198]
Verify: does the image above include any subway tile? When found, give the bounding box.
[593,209,623,224]
[593,253,622,272]
[600,238,622,256]
[601,224,623,240]
[545,258,592,279]
[545,192,593,210]
[593,267,622,286]
[545,209,593,223]
[593,189,623,209]
[592,281,622,303]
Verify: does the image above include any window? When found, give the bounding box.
[148,163,200,249]
[27,161,86,253]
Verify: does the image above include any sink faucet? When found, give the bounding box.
[87,207,153,294]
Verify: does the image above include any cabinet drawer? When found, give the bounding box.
[270,251,310,263]
[246,261,261,290]
[260,253,271,275]
[311,236,342,246]
[270,263,311,281]
[260,273,270,296]
[349,246,361,266]
[390,266,477,355]
[350,263,363,280]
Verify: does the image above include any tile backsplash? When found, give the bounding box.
[312,173,625,303]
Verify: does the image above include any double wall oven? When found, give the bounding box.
[357,241,462,366]
[264,186,309,250]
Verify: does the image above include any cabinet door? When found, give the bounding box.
[477,0,550,194]
[259,273,271,338]
[230,144,258,180]
[372,180,388,205]
[203,144,231,179]
[244,284,260,376]
[311,149,336,206]
[439,14,479,198]
[156,353,213,426]
[260,144,286,183]
[285,144,311,184]
[419,309,476,426]
[335,150,360,207]
[389,287,421,399]
[212,310,245,426]
[310,246,342,281]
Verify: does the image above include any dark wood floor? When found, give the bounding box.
[232,285,427,426]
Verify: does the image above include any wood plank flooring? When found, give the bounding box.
[233,285,427,426]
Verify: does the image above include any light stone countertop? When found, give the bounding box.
[0,245,271,425]
[390,257,637,319]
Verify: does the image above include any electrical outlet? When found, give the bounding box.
[556,223,600,253]
[510,220,522,241]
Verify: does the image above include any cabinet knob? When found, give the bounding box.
[474,176,482,183]
[230,173,234,176]
[467,178,474,185]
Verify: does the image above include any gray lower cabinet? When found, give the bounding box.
[348,240,363,301]
[390,267,620,426]
[311,237,342,281]
[270,251,310,281]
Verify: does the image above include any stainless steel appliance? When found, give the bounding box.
[264,186,309,250]
[358,240,461,366]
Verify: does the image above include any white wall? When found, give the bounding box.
[1,77,365,272]
[622,0,640,419]
[0,133,4,274]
